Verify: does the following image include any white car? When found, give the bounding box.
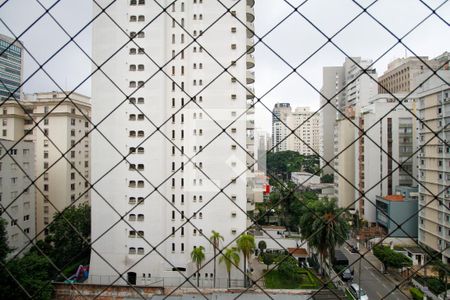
[350,283,369,300]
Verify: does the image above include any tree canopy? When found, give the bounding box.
[267,151,320,182]
[0,219,11,262]
[45,203,91,269]
[373,245,412,271]
[299,197,350,271]
[0,203,91,299]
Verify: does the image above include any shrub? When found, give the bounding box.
[426,277,446,295]
[278,256,302,281]
[409,287,424,300]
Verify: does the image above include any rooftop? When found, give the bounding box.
[383,195,405,202]
[402,246,426,254]
[287,247,308,258]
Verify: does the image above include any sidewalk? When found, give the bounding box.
[250,256,267,288]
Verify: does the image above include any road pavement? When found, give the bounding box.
[341,244,410,300]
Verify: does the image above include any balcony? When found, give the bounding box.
[246,40,255,53]
[246,119,255,129]
[246,54,255,69]
[246,71,255,84]
[247,0,255,8]
[246,22,255,38]
[246,5,255,22]
[247,92,255,100]
[247,134,254,145]
[246,87,255,99]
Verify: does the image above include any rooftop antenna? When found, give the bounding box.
[404,47,408,58]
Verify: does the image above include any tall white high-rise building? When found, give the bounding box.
[319,66,344,175]
[90,0,255,285]
[331,58,378,216]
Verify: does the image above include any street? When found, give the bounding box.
[342,244,410,300]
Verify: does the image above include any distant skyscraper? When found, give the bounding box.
[89,0,255,285]
[271,104,320,155]
[272,102,291,152]
[286,107,320,156]
[331,57,378,217]
[320,66,344,175]
[0,34,23,101]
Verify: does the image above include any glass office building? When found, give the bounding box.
[0,34,23,101]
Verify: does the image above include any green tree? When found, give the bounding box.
[209,230,224,288]
[236,234,255,287]
[219,247,240,288]
[299,198,350,275]
[261,252,275,270]
[0,252,53,300]
[0,218,11,262]
[320,173,334,183]
[258,240,267,254]
[46,203,91,269]
[373,245,412,272]
[277,255,301,282]
[191,246,205,287]
[431,259,450,282]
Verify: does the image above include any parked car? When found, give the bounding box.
[350,245,359,253]
[349,283,369,300]
[341,268,353,281]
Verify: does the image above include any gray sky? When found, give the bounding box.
[0,0,449,132]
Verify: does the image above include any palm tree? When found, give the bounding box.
[191,246,205,287]
[210,230,224,288]
[299,197,349,275]
[219,247,240,288]
[236,234,256,287]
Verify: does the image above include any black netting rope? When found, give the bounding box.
[0,0,446,298]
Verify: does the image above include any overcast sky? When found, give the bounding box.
[0,0,448,132]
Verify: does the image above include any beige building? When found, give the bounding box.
[320,66,345,175]
[0,91,91,237]
[333,107,357,213]
[0,139,35,256]
[378,54,447,94]
[331,57,378,215]
[415,71,449,264]
[271,104,320,155]
[287,107,320,155]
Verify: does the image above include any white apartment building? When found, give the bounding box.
[319,66,345,175]
[332,58,378,214]
[415,71,449,264]
[0,139,35,257]
[90,0,255,286]
[286,107,320,155]
[271,104,320,155]
[271,102,291,152]
[357,94,417,224]
[0,92,91,237]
